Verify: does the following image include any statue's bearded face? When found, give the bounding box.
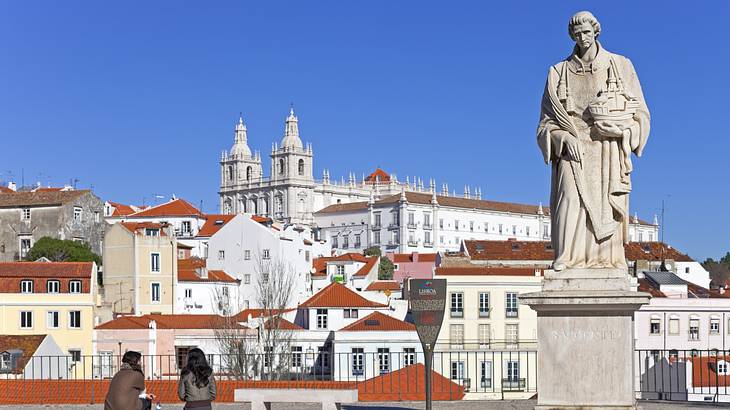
[572,22,595,52]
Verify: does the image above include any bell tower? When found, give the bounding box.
[219,114,262,213]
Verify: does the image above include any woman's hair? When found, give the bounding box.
[181,348,213,388]
[121,351,144,375]
[568,11,601,41]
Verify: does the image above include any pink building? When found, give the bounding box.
[387,252,438,284]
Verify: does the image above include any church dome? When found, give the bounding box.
[280,107,304,150]
[230,115,252,157]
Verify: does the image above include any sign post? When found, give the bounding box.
[408,279,447,410]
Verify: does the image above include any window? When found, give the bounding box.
[650,318,661,335]
[262,249,270,259]
[439,218,444,229]
[21,207,31,220]
[47,311,59,328]
[478,324,491,348]
[451,361,465,381]
[354,234,361,248]
[218,250,225,261]
[424,213,431,228]
[344,309,358,319]
[151,253,160,272]
[291,346,302,368]
[450,292,463,317]
[450,324,464,348]
[373,231,380,244]
[526,226,530,236]
[455,220,459,231]
[506,292,518,317]
[243,249,251,260]
[336,265,345,276]
[478,292,490,317]
[498,224,503,234]
[689,319,700,340]
[94,211,100,222]
[506,324,519,347]
[408,212,415,227]
[391,231,398,244]
[262,272,269,282]
[378,348,390,374]
[316,309,328,329]
[669,318,679,335]
[278,159,285,174]
[318,346,330,368]
[1,353,10,371]
[352,348,364,376]
[343,235,349,249]
[151,283,161,303]
[20,237,32,258]
[181,221,191,235]
[305,250,310,262]
[506,361,520,386]
[176,347,192,369]
[69,349,82,362]
[440,235,444,244]
[20,311,33,329]
[404,348,416,366]
[424,231,431,245]
[512,225,517,235]
[20,280,33,293]
[480,361,493,388]
[47,280,60,293]
[543,223,550,239]
[69,280,82,293]
[332,236,338,248]
[69,311,81,328]
[374,213,382,227]
[244,274,251,284]
[298,159,305,175]
[184,288,192,298]
[711,318,720,335]
[74,207,82,221]
[145,228,159,236]
[470,221,474,232]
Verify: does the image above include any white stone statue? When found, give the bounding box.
[537,11,650,271]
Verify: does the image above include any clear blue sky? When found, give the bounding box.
[1,1,728,261]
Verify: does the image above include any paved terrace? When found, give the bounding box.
[1,401,724,409]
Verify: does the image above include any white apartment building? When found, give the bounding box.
[175,258,240,315]
[310,253,379,293]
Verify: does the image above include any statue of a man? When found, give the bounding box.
[537,11,650,271]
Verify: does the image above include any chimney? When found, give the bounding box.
[7,182,16,192]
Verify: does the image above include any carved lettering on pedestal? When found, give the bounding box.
[551,329,620,341]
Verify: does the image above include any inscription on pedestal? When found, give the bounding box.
[551,329,620,341]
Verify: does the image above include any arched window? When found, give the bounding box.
[250,198,258,215]
[246,166,252,181]
[298,159,305,176]
[224,199,232,214]
[279,159,285,175]
[227,166,234,182]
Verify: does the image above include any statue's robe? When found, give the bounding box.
[537,42,650,269]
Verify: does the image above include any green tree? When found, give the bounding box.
[363,246,394,280]
[703,253,730,288]
[25,237,101,265]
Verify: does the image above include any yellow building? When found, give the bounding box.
[0,261,98,378]
[101,222,177,318]
[433,264,541,400]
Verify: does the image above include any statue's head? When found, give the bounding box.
[568,11,601,53]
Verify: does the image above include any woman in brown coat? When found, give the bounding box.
[104,351,155,410]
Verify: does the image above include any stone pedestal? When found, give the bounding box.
[521,269,649,410]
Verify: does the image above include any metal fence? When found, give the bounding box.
[0,350,537,403]
[636,349,730,403]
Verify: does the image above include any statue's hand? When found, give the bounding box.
[563,137,582,162]
[595,121,624,139]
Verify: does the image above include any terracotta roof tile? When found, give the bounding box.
[340,311,414,331]
[689,355,730,387]
[353,256,378,277]
[624,242,694,262]
[0,335,47,373]
[0,186,14,193]
[120,222,168,236]
[263,317,304,330]
[128,198,203,217]
[0,262,93,279]
[300,282,387,308]
[0,190,89,208]
[390,253,438,263]
[365,281,401,292]
[435,266,542,276]
[196,214,236,237]
[311,257,330,277]
[177,258,238,283]
[233,308,296,322]
[251,215,273,224]
[364,167,391,183]
[108,201,137,216]
[637,279,666,297]
[464,240,554,261]
[95,314,243,330]
[311,254,377,278]
[359,363,465,401]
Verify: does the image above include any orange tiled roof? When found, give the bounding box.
[464,240,554,261]
[177,258,237,283]
[108,201,138,216]
[197,214,236,237]
[340,311,414,332]
[251,215,272,224]
[366,281,401,292]
[311,257,331,277]
[0,186,14,193]
[690,355,730,387]
[359,363,465,401]
[638,277,730,299]
[637,279,666,297]
[0,335,47,373]
[263,317,304,330]
[311,254,377,278]
[390,253,438,263]
[95,314,243,330]
[364,167,391,183]
[0,262,93,278]
[624,242,694,262]
[120,222,168,236]
[354,256,378,277]
[300,282,388,308]
[0,190,89,208]
[435,266,542,276]
[233,308,296,322]
[128,198,203,218]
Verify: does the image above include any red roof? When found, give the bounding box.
[690,355,730,387]
[263,317,304,330]
[251,215,272,224]
[197,214,236,237]
[365,281,401,292]
[0,262,93,279]
[300,282,388,308]
[129,198,203,217]
[435,266,542,276]
[389,253,438,263]
[0,335,47,374]
[464,240,554,261]
[177,258,237,283]
[311,254,377,278]
[95,314,244,330]
[108,201,138,216]
[638,277,730,299]
[120,222,168,236]
[340,311,414,332]
[624,242,694,262]
[0,190,90,208]
[234,308,296,322]
[359,363,465,401]
[0,186,14,193]
[364,167,391,183]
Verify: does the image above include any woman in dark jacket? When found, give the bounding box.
[105,351,155,410]
[178,348,216,410]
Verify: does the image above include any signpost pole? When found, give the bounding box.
[424,343,432,410]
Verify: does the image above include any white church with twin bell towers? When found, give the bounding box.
[219,107,416,225]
